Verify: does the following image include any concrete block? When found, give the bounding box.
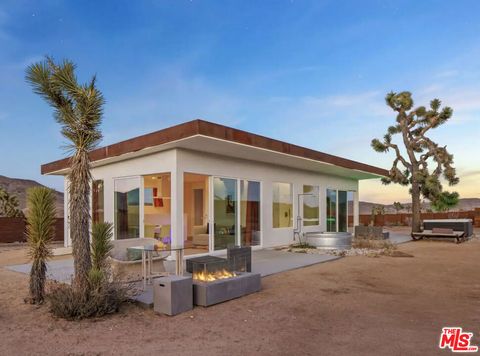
[153,275,193,316]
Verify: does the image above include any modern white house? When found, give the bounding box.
[42,119,387,257]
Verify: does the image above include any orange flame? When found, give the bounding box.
[193,268,236,282]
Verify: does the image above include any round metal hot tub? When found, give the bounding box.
[305,232,352,250]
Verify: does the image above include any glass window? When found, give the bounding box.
[114,177,140,239]
[241,180,261,246]
[273,183,293,228]
[213,177,237,250]
[92,180,104,225]
[143,173,171,241]
[347,191,355,233]
[338,191,347,232]
[326,189,337,232]
[144,188,154,206]
[184,173,210,255]
[303,185,319,226]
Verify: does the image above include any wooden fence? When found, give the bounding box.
[0,217,64,243]
[360,209,479,227]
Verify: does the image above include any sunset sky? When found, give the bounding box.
[0,1,479,204]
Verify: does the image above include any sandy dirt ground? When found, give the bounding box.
[1,231,479,356]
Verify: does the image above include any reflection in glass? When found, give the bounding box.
[303,185,319,226]
[143,173,171,240]
[347,191,355,232]
[114,178,140,239]
[338,191,347,232]
[92,180,104,224]
[326,189,337,232]
[272,183,292,228]
[184,173,210,255]
[241,180,260,246]
[213,177,237,250]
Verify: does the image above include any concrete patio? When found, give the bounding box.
[5,248,340,284]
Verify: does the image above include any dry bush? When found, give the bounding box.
[351,238,399,257]
[352,238,396,250]
[47,278,133,320]
[47,222,135,320]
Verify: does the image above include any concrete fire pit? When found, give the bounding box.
[193,272,261,307]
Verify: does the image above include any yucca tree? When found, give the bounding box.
[89,222,114,288]
[26,187,56,303]
[91,222,113,271]
[26,57,105,294]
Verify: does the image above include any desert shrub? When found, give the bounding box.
[352,238,395,250]
[47,222,134,320]
[47,278,132,320]
[25,187,56,304]
[290,242,316,249]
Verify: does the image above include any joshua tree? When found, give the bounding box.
[25,187,56,303]
[0,187,24,218]
[371,92,459,232]
[393,201,404,213]
[430,191,459,212]
[26,57,104,294]
[370,205,385,226]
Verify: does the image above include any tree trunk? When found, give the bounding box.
[68,150,92,295]
[411,180,422,233]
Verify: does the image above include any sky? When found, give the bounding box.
[0,0,479,204]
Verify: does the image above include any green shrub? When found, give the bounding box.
[25,187,56,304]
[91,222,114,271]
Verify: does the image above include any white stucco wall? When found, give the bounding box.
[176,149,358,248]
[63,148,359,250]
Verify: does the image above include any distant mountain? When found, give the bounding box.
[359,198,480,215]
[0,175,64,217]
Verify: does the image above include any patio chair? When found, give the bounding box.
[411,227,466,243]
[108,237,170,281]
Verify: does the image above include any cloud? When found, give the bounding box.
[435,69,459,79]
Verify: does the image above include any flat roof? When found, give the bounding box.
[41,119,388,178]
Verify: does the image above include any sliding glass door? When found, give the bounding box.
[326,189,355,233]
[213,177,237,250]
[326,189,337,232]
[338,191,347,232]
[212,177,261,251]
[240,180,261,247]
[114,177,140,239]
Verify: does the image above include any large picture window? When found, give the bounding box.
[273,183,292,228]
[303,185,319,226]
